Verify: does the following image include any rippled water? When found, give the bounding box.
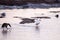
[0,3,60,9]
[0,17,60,40]
[0,9,60,40]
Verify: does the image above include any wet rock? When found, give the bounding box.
[0,13,6,18]
[20,18,35,24]
[55,14,59,18]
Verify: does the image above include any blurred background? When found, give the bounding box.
[0,0,60,40]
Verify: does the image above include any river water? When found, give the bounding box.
[0,8,60,40]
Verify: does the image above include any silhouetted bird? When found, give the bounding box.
[1,23,11,31]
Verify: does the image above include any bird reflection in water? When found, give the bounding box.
[2,30,8,36]
[2,28,11,38]
[35,25,40,32]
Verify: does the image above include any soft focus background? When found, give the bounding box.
[0,3,60,40]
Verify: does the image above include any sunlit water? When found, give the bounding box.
[0,8,60,40]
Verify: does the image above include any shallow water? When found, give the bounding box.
[0,17,60,40]
[0,8,60,40]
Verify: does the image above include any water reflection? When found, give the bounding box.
[1,30,8,40]
[2,28,11,38]
[35,25,40,32]
[2,30,8,36]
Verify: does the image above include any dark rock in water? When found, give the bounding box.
[50,11,60,13]
[20,18,35,24]
[0,16,3,18]
[0,13,6,18]
[1,13,6,17]
[14,17,35,24]
[31,16,51,19]
[55,14,59,18]
[21,18,34,20]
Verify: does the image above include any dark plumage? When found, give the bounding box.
[1,23,11,28]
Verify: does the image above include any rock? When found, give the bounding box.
[55,14,59,18]
[20,18,35,24]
